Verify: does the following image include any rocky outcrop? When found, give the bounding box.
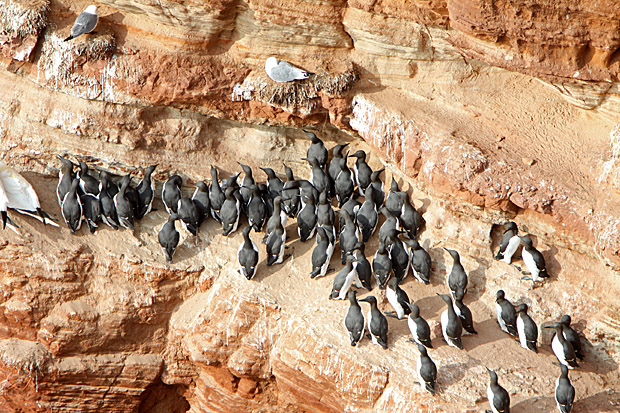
[1,0,620,412]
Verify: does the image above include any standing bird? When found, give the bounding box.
[372,242,392,289]
[356,186,378,242]
[162,175,183,214]
[339,210,360,264]
[546,323,579,369]
[406,303,433,348]
[519,236,550,282]
[316,190,335,242]
[339,197,361,234]
[247,185,267,232]
[486,368,511,413]
[297,193,317,242]
[344,290,366,347]
[158,214,180,263]
[56,156,75,207]
[555,364,575,413]
[136,164,157,219]
[209,167,225,222]
[495,290,518,336]
[494,221,520,264]
[386,229,410,282]
[177,197,201,236]
[369,168,385,206]
[407,240,431,285]
[260,167,283,200]
[453,287,477,335]
[77,161,100,196]
[220,187,241,236]
[445,248,468,298]
[238,163,255,211]
[191,181,210,227]
[359,295,389,350]
[516,303,538,353]
[265,216,286,266]
[114,175,135,230]
[385,276,411,319]
[98,171,119,230]
[560,315,584,361]
[334,155,355,207]
[399,191,421,239]
[351,150,373,196]
[264,196,288,243]
[62,179,82,233]
[352,243,372,291]
[378,206,398,246]
[328,143,349,195]
[385,178,403,219]
[310,227,334,279]
[304,130,328,168]
[64,5,98,42]
[281,166,300,218]
[80,193,101,233]
[437,293,463,349]
[416,344,437,396]
[304,157,330,195]
[238,226,259,280]
[329,256,360,301]
[265,57,315,83]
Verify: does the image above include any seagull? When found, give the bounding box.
[64,5,99,42]
[264,57,315,83]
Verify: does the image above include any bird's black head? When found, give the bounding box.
[516,303,528,313]
[359,295,377,306]
[495,289,505,302]
[560,314,571,326]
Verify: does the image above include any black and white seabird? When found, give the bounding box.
[305,130,328,168]
[519,236,550,282]
[62,179,82,233]
[416,344,437,396]
[495,290,518,336]
[546,323,579,369]
[247,185,267,232]
[399,191,421,239]
[516,303,538,353]
[310,227,334,279]
[265,216,286,266]
[297,193,317,242]
[64,5,98,41]
[385,276,411,319]
[122,174,140,216]
[555,364,575,413]
[136,164,157,219]
[178,197,201,236]
[281,166,300,218]
[316,190,335,240]
[221,187,241,236]
[406,303,432,348]
[486,368,511,413]
[406,240,431,285]
[352,243,372,290]
[77,161,100,196]
[258,183,273,219]
[494,221,520,264]
[453,287,478,335]
[330,256,360,300]
[191,181,210,226]
[345,290,366,347]
[56,156,75,207]
[372,242,392,289]
[80,193,101,233]
[378,206,399,246]
[334,155,355,207]
[328,143,349,195]
[369,168,385,206]
[359,295,388,349]
[304,157,330,195]
[445,248,468,299]
[385,177,403,219]
[260,167,283,200]
[357,186,378,242]
[437,293,463,349]
[351,150,372,196]
[339,210,361,264]
[158,213,180,263]
[99,171,119,230]
[238,163,255,211]
[560,315,584,361]
[114,175,135,230]
[238,226,259,280]
[264,196,288,243]
[339,197,361,234]
[209,167,225,222]
[162,175,183,214]
[385,228,410,281]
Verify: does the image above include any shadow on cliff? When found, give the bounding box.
[573,389,620,411]
[252,226,314,282]
[511,395,554,412]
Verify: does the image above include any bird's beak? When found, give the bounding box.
[1,211,7,229]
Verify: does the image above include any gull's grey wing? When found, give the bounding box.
[71,12,98,37]
[270,61,307,82]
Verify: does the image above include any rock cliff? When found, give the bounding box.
[1,0,620,412]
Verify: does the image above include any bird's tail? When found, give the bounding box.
[304,72,315,79]
[64,35,75,42]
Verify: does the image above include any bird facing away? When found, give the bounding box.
[265,57,315,83]
[417,344,437,395]
[555,364,575,413]
[495,289,518,337]
[158,214,180,263]
[359,295,388,349]
[486,368,511,413]
[344,290,366,347]
[64,5,99,41]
